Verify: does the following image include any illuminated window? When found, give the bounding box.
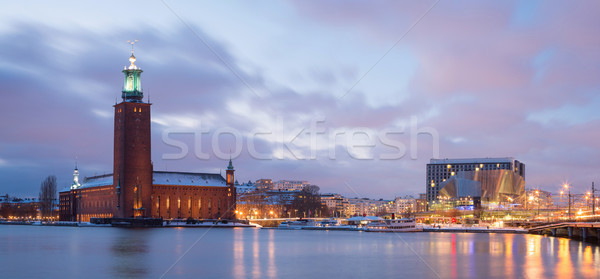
[134,107,137,112]
[198,198,202,216]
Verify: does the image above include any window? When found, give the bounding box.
[198,198,202,217]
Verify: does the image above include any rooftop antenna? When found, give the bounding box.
[75,156,78,170]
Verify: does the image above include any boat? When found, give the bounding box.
[278,219,318,229]
[301,218,359,231]
[364,218,422,232]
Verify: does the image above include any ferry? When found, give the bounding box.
[278,219,318,229]
[364,218,422,232]
[301,218,359,231]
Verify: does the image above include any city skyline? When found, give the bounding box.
[1,1,599,198]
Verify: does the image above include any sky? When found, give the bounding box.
[1,0,599,199]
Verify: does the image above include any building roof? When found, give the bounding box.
[152,171,227,187]
[60,174,113,192]
[430,157,515,164]
[60,171,228,192]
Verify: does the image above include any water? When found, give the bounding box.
[0,226,599,279]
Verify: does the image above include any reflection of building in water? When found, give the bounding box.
[58,50,236,222]
[111,230,150,277]
[427,158,525,209]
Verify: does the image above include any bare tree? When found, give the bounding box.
[39,175,57,220]
[291,185,324,218]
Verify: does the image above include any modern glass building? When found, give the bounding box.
[426,158,525,205]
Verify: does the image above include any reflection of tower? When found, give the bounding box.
[113,44,152,218]
[133,177,142,216]
[226,158,237,219]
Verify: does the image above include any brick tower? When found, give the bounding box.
[226,158,237,219]
[113,46,152,218]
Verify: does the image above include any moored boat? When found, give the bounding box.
[278,219,318,229]
[365,218,422,232]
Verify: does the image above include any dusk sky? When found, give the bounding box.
[1,1,599,199]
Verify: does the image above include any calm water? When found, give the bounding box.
[0,226,599,279]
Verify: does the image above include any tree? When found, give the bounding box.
[290,185,324,218]
[39,175,57,220]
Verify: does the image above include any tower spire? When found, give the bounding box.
[227,151,234,171]
[71,159,80,190]
[122,40,143,103]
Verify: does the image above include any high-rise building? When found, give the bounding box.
[426,157,525,204]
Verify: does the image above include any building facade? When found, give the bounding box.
[254,179,273,191]
[235,180,257,194]
[394,195,416,215]
[273,180,310,191]
[59,51,236,222]
[320,193,344,217]
[427,157,525,208]
[426,158,525,201]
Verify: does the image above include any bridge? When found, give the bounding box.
[528,222,600,243]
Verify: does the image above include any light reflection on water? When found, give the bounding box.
[0,226,599,278]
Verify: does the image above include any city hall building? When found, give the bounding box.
[59,51,236,222]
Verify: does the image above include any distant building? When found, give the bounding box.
[415,193,428,212]
[235,180,257,194]
[0,195,40,219]
[274,180,310,191]
[427,157,525,207]
[344,198,394,217]
[320,193,344,216]
[394,195,415,214]
[254,179,273,191]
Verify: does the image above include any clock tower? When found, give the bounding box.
[113,44,153,218]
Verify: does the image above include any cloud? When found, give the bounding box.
[1,1,600,198]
